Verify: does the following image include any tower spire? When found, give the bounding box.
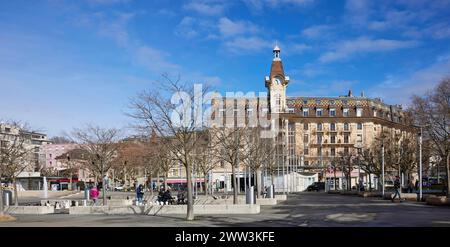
[273,43,281,61]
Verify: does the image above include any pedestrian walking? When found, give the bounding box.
[136,184,144,204]
[90,186,99,205]
[392,176,402,202]
[407,179,414,193]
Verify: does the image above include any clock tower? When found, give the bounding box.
[265,45,290,113]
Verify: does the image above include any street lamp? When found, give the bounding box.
[381,126,385,197]
[419,126,423,201]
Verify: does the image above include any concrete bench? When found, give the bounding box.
[358,192,382,198]
[426,196,450,206]
[5,206,55,215]
[69,204,260,215]
[340,191,359,195]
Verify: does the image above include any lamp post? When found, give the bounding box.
[419,126,423,201]
[381,127,385,197]
[382,143,385,197]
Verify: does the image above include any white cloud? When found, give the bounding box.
[319,37,418,63]
[218,17,260,37]
[85,0,131,5]
[134,46,180,73]
[174,16,199,39]
[184,1,228,16]
[289,43,312,54]
[243,0,314,13]
[224,37,272,53]
[301,25,333,39]
[345,0,372,24]
[369,57,450,106]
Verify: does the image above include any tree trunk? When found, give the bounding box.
[232,164,237,204]
[256,168,262,198]
[69,171,73,191]
[13,177,18,206]
[186,163,194,221]
[204,174,208,196]
[334,168,337,190]
[164,172,168,191]
[149,174,153,196]
[0,183,4,215]
[446,154,450,198]
[369,172,372,192]
[102,174,107,206]
[156,172,160,191]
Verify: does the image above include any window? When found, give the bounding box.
[303,108,309,117]
[316,99,321,105]
[330,123,336,131]
[356,108,363,117]
[330,135,336,144]
[49,154,52,158]
[304,160,309,166]
[373,109,377,117]
[344,123,349,131]
[357,148,362,155]
[344,147,349,155]
[331,148,336,156]
[303,100,308,104]
[317,147,322,156]
[303,123,309,130]
[303,134,309,143]
[247,108,253,116]
[343,108,349,117]
[357,134,362,143]
[357,123,362,130]
[344,134,349,143]
[330,108,336,117]
[5,127,11,133]
[317,123,323,131]
[287,108,294,113]
[317,134,323,144]
[304,148,309,155]
[316,108,323,117]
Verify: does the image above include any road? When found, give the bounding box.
[3,192,450,227]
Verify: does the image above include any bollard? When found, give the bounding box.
[246,186,255,204]
[267,185,274,199]
[5,192,10,206]
[84,189,90,200]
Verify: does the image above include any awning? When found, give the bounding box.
[165,178,205,184]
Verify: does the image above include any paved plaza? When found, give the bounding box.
[2,192,450,227]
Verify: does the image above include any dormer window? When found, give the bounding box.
[343,108,349,117]
[356,107,363,117]
[329,108,336,117]
[316,108,323,117]
[303,108,309,117]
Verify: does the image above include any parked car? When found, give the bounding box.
[307,182,325,191]
[114,185,125,191]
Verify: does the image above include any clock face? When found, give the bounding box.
[274,77,282,85]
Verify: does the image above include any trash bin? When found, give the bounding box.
[2,190,12,206]
[84,188,90,200]
[246,186,255,204]
[267,185,274,199]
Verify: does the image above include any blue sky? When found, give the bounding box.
[1,0,449,137]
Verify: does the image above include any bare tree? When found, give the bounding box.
[0,121,34,210]
[411,78,450,197]
[127,74,211,221]
[211,126,247,204]
[71,125,121,205]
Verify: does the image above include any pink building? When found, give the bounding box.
[42,143,78,171]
